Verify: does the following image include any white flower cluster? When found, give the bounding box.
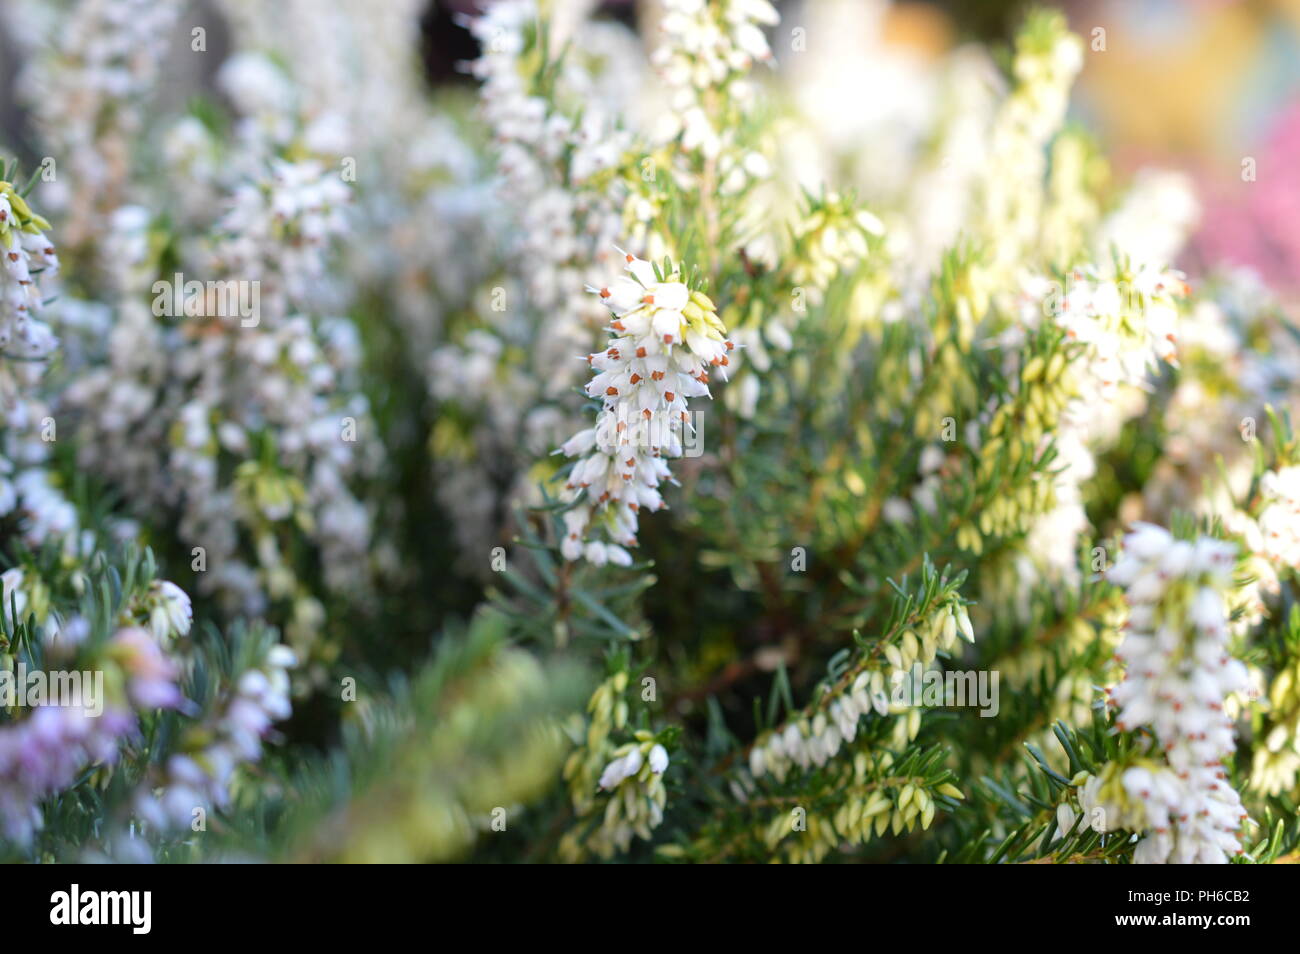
[1013,263,1188,593]
[588,738,670,858]
[384,118,499,350]
[8,568,193,657]
[424,1,642,570]
[1221,422,1300,800]
[1049,265,1185,386]
[0,182,59,377]
[209,159,353,323]
[1040,173,1200,548]
[1143,301,1281,525]
[557,251,731,564]
[715,191,880,421]
[0,177,83,551]
[427,1,780,566]
[467,0,628,346]
[1256,466,1300,570]
[213,0,491,349]
[599,739,670,790]
[67,303,380,633]
[185,2,503,598]
[18,0,183,254]
[215,0,429,161]
[651,0,778,159]
[140,579,194,644]
[981,11,1083,278]
[748,600,974,782]
[1097,523,1250,863]
[1209,460,1300,798]
[1135,271,1300,646]
[642,0,778,268]
[750,673,894,783]
[788,193,886,300]
[562,670,673,860]
[135,643,296,833]
[177,317,377,606]
[57,80,382,649]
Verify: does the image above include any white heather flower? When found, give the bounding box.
[0,568,29,629]
[748,599,969,782]
[212,159,352,321]
[650,0,778,205]
[1257,465,1300,570]
[0,179,82,554]
[17,0,183,256]
[266,643,298,670]
[12,470,78,545]
[0,181,58,401]
[557,250,732,562]
[428,0,634,569]
[597,756,629,791]
[1102,523,1251,863]
[1055,802,1077,837]
[1010,264,1188,601]
[621,746,644,777]
[148,580,193,642]
[975,12,1082,283]
[648,743,669,774]
[589,739,670,856]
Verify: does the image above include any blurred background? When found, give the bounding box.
[4,0,1297,292]
[415,0,1300,292]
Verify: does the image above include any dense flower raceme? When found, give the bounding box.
[557,251,732,564]
[424,0,641,569]
[590,4,775,344]
[0,180,58,374]
[560,669,673,861]
[213,0,501,351]
[1256,466,1300,571]
[980,9,1084,280]
[1203,456,1300,797]
[0,175,84,551]
[428,0,781,569]
[0,177,59,465]
[465,0,629,344]
[208,158,353,323]
[1076,524,1251,863]
[747,597,975,783]
[23,3,384,635]
[1252,641,1300,799]
[17,0,183,258]
[56,92,384,664]
[1033,263,1187,385]
[652,0,779,159]
[1008,262,1189,591]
